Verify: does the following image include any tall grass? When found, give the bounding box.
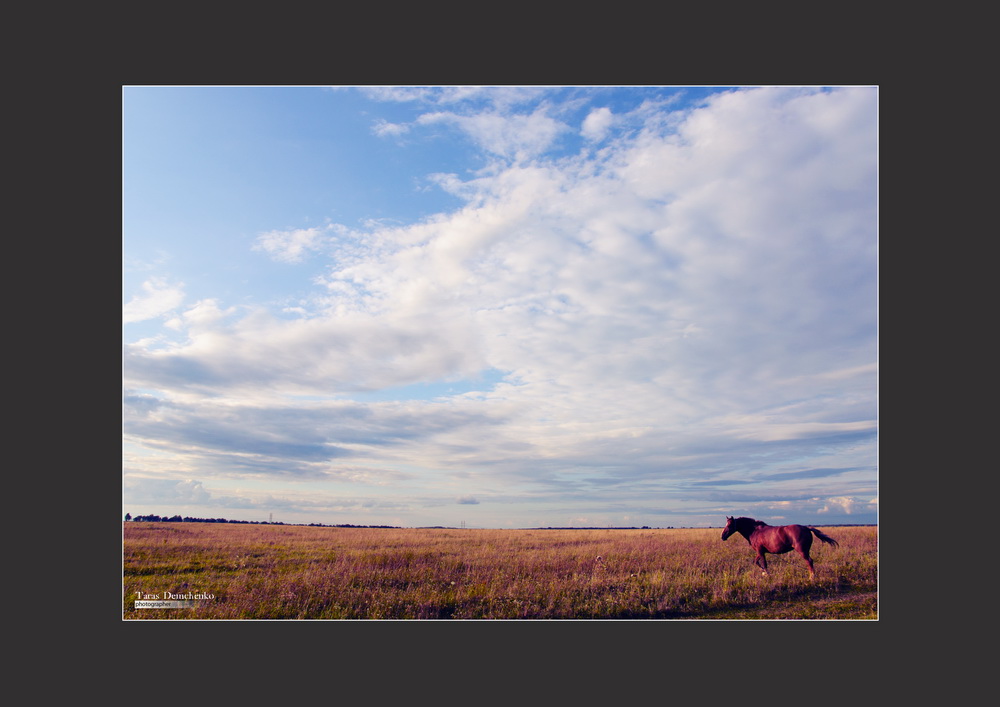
[123,523,877,620]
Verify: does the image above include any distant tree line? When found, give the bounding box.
[124,513,397,528]
[125,513,287,525]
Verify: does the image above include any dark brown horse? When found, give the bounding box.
[721,516,838,578]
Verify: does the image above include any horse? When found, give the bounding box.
[721,516,838,578]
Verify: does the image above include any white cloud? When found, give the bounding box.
[253,227,328,263]
[371,118,410,138]
[818,496,858,514]
[417,107,569,161]
[130,89,876,411]
[360,85,545,108]
[125,477,212,504]
[581,106,614,141]
[123,277,185,323]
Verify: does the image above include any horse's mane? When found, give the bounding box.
[734,517,769,528]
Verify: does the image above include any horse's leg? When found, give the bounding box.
[797,531,816,579]
[755,551,769,576]
[797,548,816,579]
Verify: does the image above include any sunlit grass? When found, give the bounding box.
[123,523,876,620]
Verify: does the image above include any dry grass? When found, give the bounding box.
[123,523,877,620]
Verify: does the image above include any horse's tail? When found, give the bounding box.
[809,527,839,547]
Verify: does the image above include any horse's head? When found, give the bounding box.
[721,516,735,541]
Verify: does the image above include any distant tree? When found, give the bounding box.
[124,513,132,521]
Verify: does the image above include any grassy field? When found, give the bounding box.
[122,522,877,620]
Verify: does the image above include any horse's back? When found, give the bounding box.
[784,524,814,540]
[754,524,808,553]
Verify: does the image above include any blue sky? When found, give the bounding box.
[123,86,877,528]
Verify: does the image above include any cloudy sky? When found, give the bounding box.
[123,86,877,528]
